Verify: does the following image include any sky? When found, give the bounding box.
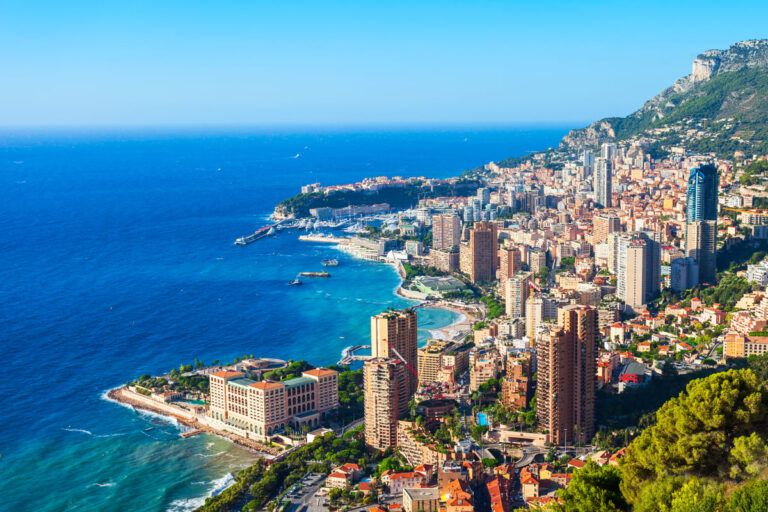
[0,0,767,127]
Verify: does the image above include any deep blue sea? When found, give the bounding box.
[0,126,567,511]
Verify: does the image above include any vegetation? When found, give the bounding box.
[559,370,768,512]
[200,428,376,512]
[595,368,719,430]
[262,360,315,381]
[695,273,752,311]
[277,180,481,218]
[480,294,504,320]
[329,365,364,424]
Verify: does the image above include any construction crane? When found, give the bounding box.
[390,347,419,381]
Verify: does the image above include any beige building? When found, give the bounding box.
[432,214,461,250]
[207,368,338,441]
[618,237,646,313]
[536,305,597,445]
[592,214,621,245]
[466,222,498,284]
[469,348,501,391]
[505,271,531,319]
[498,247,522,296]
[364,358,409,450]
[372,309,418,396]
[403,487,440,512]
[429,247,459,272]
[397,420,450,467]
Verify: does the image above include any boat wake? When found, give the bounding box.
[63,427,93,436]
[89,481,116,488]
[166,473,235,512]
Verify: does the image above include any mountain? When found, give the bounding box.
[560,40,768,157]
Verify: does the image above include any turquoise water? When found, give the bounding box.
[0,126,568,511]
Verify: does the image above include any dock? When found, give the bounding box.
[298,234,347,244]
[180,429,204,438]
[338,344,372,365]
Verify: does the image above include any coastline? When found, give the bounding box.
[328,240,481,340]
[105,387,280,458]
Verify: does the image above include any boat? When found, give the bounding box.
[322,258,339,267]
[234,226,275,246]
[299,271,331,278]
[288,278,303,286]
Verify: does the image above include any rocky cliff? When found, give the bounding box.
[560,39,768,151]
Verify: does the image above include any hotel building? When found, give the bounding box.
[207,368,338,441]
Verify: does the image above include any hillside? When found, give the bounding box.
[560,40,768,157]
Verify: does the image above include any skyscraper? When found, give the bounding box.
[686,220,717,284]
[432,213,461,250]
[617,235,647,313]
[686,163,719,222]
[593,157,612,208]
[498,246,522,296]
[505,271,531,318]
[371,309,418,396]
[467,221,498,284]
[536,305,597,446]
[364,358,408,450]
[583,149,594,177]
[600,142,617,162]
[685,164,718,284]
[639,231,661,303]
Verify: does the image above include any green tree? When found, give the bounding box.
[727,478,768,512]
[668,478,723,512]
[729,433,768,479]
[554,461,629,512]
[620,369,768,504]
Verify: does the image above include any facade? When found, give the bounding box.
[429,247,459,273]
[207,368,339,441]
[364,358,409,450]
[372,309,419,396]
[536,305,597,445]
[498,247,522,296]
[592,213,620,245]
[670,256,700,293]
[686,220,717,284]
[505,271,531,318]
[617,236,646,313]
[467,221,498,284]
[685,164,718,284]
[433,214,461,250]
[593,157,612,208]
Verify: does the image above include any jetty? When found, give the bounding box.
[338,344,372,366]
[298,234,347,244]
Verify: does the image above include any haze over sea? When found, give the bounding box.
[0,126,567,511]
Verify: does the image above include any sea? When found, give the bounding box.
[0,125,568,511]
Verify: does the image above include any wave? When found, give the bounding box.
[195,450,226,458]
[89,481,116,488]
[166,473,235,512]
[63,427,93,436]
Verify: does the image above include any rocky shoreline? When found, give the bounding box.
[106,387,281,458]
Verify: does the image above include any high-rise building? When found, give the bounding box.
[670,256,700,293]
[432,214,461,250]
[685,164,718,284]
[364,358,409,450]
[498,247,522,297]
[536,305,597,446]
[467,221,498,284]
[371,309,418,396]
[476,187,491,206]
[600,142,617,162]
[617,236,647,313]
[583,149,595,177]
[639,231,661,304]
[592,214,621,245]
[593,157,612,208]
[686,164,718,223]
[686,220,717,284]
[505,271,531,318]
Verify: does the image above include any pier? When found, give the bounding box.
[338,344,372,365]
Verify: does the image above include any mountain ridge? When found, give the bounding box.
[559,39,768,156]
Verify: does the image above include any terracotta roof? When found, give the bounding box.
[250,380,284,390]
[328,472,349,479]
[210,370,244,379]
[303,368,338,378]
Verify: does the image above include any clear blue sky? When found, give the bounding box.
[1,0,766,126]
